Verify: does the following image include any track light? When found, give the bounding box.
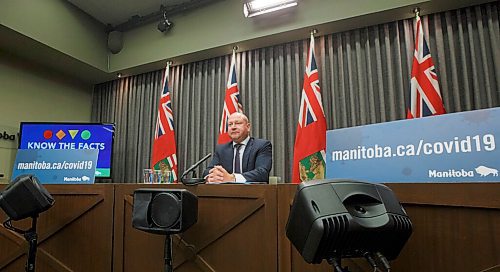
[243,0,298,18]
[157,19,173,32]
[157,10,173,33]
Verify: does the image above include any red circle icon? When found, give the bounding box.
[43,130,53,139]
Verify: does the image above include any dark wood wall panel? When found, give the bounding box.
[113,184,278,272]
[389,183,500,271]
[1,183,498,271]
[278,183,500,272]
[0,184,114,272]
[393,205,500,272]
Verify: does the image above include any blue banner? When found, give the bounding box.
[11,149,98,184]
[326,108,500,183]
[19,123,114,178]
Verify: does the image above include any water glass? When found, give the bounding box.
[143,169,153,183]
[157,170,172,183]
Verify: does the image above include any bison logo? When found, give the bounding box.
[474,166,499,177]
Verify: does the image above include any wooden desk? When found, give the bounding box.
[1,183,499,272]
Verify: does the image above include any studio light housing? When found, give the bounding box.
[243,0,298,18]
[157,10,173,33]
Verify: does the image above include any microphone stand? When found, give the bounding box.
[180,153,212,186]
[181,170,206,186]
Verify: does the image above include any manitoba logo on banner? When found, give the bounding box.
[292,33,327,184]
[407,14,446,119]
[218,50,243,144]
[151,63,178,182]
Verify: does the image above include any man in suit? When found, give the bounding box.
[203,112,272,183]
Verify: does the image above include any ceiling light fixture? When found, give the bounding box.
[243,0,298,18]
[157,8,173,33]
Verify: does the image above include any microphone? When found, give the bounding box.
[181,153,212,185]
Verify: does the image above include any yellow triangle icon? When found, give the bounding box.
[68,130,79,139]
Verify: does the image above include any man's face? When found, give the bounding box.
[228,114,250,143]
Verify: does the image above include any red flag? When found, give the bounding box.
[407,15,446,118]
[218,51,243,144]
[151,64,178,182]
[292,34,327,184]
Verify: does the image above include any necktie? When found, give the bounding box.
[234,144,242,173]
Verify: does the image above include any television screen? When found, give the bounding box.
[18,122,115,178]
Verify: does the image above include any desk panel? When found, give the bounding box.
[278,183,500,272]
[113,184,278,272]
[0,184,114,272]
[1,182,497,272]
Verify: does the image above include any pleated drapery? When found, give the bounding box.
[92,3,500,183]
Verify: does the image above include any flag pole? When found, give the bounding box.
[413,7,420,18]
[310,29,318,38]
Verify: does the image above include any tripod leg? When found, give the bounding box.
[164,235,173,272]
[327,257,350,272]
[25,217,38,272]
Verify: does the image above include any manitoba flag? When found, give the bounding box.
[407,14,446,118]
[151,63,178,182]
[218,50,243,144]
[292,34,327,184]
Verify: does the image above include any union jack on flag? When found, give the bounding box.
[155,85,174,136]
[407,15,446,119]
[292,33,327,184]
[298,38,324,128]
[218,50,243,144]
[151,63,178,182]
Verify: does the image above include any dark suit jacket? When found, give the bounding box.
[203,137,272,182]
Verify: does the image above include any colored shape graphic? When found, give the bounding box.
[69,130,79,139]
[56,130,66,140]
[43,130,53,139]
[81,130,91,140]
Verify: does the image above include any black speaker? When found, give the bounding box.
[132,188,198,235]
[286,179,412,264]
[107,30,123,54]
[0,175,54,220]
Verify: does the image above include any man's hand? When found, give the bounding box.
[206,165,235,183]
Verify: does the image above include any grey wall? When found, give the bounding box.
[110,0,428,72]
[0,51,93,182]
[0,0,108,71]
[1,0,493,83]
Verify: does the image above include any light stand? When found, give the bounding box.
[132,189,198,272]
[164,235,173,272]
[0,175,54,272]
[327,258,350,272]
[3,215,39,272]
